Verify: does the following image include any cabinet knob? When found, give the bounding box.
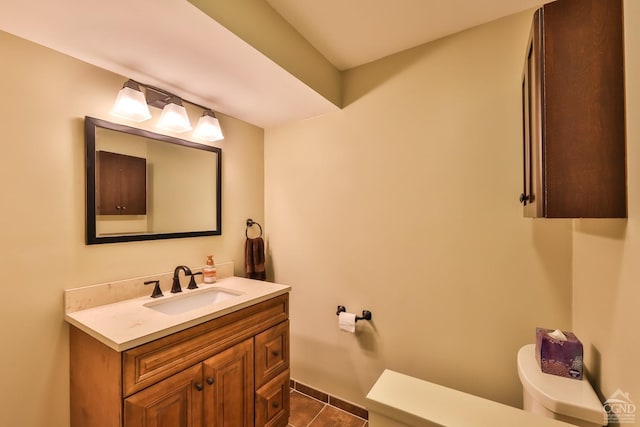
[272,350,280,357]
[519,193,530,204]
[195,383,204,391]
[272,402,279,409]
[206,377,215,385]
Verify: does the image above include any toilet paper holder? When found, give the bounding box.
[336,305,372,322]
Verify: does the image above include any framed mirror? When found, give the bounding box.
[85,116,222,244]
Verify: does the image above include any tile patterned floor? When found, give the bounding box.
[288,390,368,427]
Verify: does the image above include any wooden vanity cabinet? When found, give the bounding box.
[520,0,626,218]
[70,294,290,427]
[124,339,254,427]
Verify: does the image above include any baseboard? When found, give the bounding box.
[290,378,369,420]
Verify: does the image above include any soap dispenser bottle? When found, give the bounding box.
[203,255,217,283]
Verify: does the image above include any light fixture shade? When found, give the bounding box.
[110,81,152,122]
[194,111,224,142]
[158,101,192,133]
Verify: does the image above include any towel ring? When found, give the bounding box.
[246,218,263,238]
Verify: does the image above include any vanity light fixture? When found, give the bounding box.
[193,110,224,142]
[111,79,224,140]
[157,97,192,134]
[110,80,152,123]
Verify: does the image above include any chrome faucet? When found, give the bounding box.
[171,265,192,293]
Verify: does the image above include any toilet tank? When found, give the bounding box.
[517,344,607,427]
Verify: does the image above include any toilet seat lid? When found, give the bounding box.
[517,344,607,425]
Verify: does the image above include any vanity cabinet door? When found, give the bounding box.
[255,370,290,427]
[255,320,289,389]
[124,364,204,427]
[203,338,254,427]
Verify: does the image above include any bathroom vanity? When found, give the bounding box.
[65,270,290,427]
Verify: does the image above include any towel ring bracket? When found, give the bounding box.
[246,218,263,238]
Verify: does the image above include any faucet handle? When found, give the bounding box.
[187,272,203,290]
[144,280,163,298]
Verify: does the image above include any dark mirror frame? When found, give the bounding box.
[85,116,222,244]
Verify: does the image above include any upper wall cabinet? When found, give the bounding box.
[520,0,626,218]
[96,151,147,216]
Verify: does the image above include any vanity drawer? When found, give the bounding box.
[123,294,288,396]
[256,369,290,427]
[255,320,290,388]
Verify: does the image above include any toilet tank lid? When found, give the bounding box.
[517,344,608,425]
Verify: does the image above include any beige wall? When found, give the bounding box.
[265,10,574,408]
[0,30,264,427]
[573,0,640,412]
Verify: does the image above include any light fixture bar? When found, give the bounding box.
[111,79,223,139]
[145,86,174,109]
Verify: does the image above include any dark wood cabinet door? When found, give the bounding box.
[124,364,204,427]
[119,154,147,215]
[96,151,146,215]
[96,151,121,215]
[203,339,254,427]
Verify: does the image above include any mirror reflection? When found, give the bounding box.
[85,116,222,244]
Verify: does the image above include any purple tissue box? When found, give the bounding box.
[535,327,583,380]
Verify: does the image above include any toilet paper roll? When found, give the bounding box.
[338,311,357,333]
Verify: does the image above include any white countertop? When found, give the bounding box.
[64,275,291,352]
[366,369,576,427]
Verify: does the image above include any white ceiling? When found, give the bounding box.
[0,0,547,128]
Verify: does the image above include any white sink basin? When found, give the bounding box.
[144,287,244,315]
